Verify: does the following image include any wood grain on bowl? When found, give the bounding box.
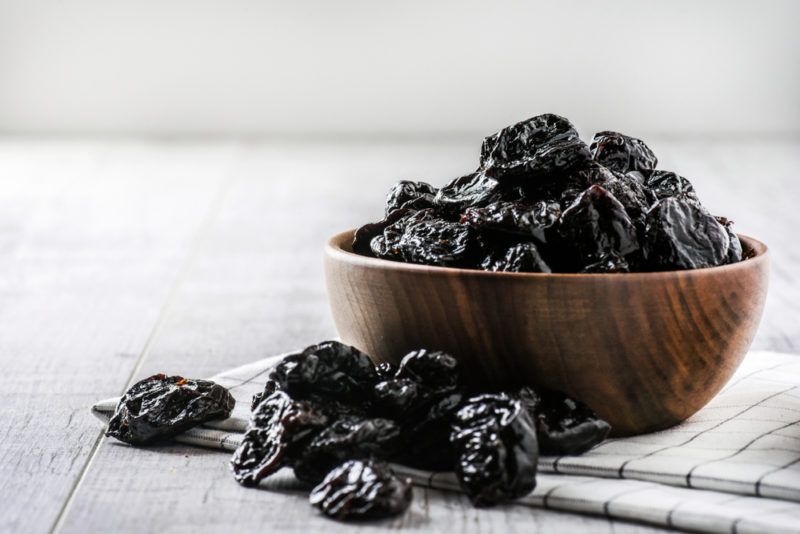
[324,230,769,436]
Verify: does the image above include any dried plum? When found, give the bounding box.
[643,195,729,270]
[352,208,410,256]
[451,393,538,506]
[370,208,437,261]
[481,242,551,273]
[531,389,611,455]
[107,374,235,446]
[579,252,630,273]
[375,362,397,381]
[480,114,590,179]
[385,180,437,215]
[269,341,378,403]
[557,185,640,269]
[231,390,329,486]
[645,170,697,201]
[397,219,480,267]
[590,131,657,173]
[462,200,560,246]
[434,172,501,211]
[716,216,743,264]
[293,416,402,485]
[394,349,460,390]
[309,460,412,520]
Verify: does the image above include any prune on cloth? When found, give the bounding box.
[268,341,378,403]
[645,170,697,201]
[643,195,730,270]
[106,374,235,446]
[519,387,611,455]
[293,416,402,485]
[480,114,591,180]
[462,200,561,246]
[557,185,640,270]
[590,131,658,173]
[230,391,329,487]
[481,242,551,273]
[450,393,538,506]
[434,172,501,211]
[396,219,480,267]
[310,460,412,520]
[385,180,438,215]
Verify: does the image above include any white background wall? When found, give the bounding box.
[0,0,797,136]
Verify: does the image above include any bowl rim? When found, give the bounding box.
[326,229,769,280]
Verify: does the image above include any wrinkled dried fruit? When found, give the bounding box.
[643,195,729,270]
[481,242,551,273]
[580,252,630,273]
[397,220,480,267]
[310,460,412,520]
[451,393,538,506]
[352,208,410,256]
[528,389,611,455]
[434,172,501,211]
[395,349,460,390]
[385,180,438,215]
[590,131,657,173]
[370,208,438,261]
[231,391,329,487]
[107,374,235,445]
[645,170,697,201]
[462,200,560,246]
[716,216,743,264]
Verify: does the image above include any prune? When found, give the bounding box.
[375,362,397,381]
[596,172,654,228]
[643,195,729,270]
[557,185,639,269]
[309,460,412,520]
[372,378,421,419]
[399,390,462,470]
[645,170,697,201]
[451,393,538,506]
[352,208,410,256]
[481,242,551,273]
[370,208,437,260]
[462,200,560,246]
[251,379,279,411]
[293,416,402,484]
[590,131,658,173]
[231,391,329,487]
[716,216,743,264]
[106,374,235,446]
[433,172,501,211]
[397,220,480,267]
[480,114,590,179]
[394,349,460,390]
[579,252,630,273]
[385,180,437,215]
[269,341,378,403]
[530,389,611,455]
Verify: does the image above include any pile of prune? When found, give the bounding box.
[230,341,610,520]
[353,114,744,273]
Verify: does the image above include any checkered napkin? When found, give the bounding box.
[92,351,800,534]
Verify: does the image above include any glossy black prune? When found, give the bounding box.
[231,391,329,487]
[398,390,462,470]
[385,180,438,215]
[644,170,697,201]
[107,374,235,446]
[375,362,398,381]
[480,114,591,179]
[396,219,480,267]
[451,393,538,506]
[481,242,551,273]
[433,172,501,211]
[292,416,402,485]
[596,172,654,228]
[643,195,729,270]
[309,460,412,520]
[579,252,630,273]
[462,200,561,246]
[370,208,438,261]
[352,208,410,256]
[589,131,658,173]
[557,185,640,270]
[530,389,611,455]
[269,341,378,403]
[394,349,460,390]
[716,216,743,264]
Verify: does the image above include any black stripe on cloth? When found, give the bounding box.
[755,457,800,497]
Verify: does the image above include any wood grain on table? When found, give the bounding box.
[0,138,797,534]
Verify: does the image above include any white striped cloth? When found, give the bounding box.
[92,350,800,534]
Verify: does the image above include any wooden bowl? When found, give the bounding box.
[324,231,769,436]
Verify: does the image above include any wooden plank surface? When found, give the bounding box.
[0,138,796,533]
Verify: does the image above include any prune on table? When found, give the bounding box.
[481,242,552,273]
[251,379,279,411]
[579,252,630,273]
[231,390,329,487]
[462,200,561,246]
[716,216,743,264]
[528,389,611,455]
[450,393,538,506]
[398,389,462,470]
[394,349,460,390]
[269,341,378,403]
[434,172,501,211]
[643,195,730,270]
[372,378,421,419]
[352,208,411,256]
[396,219,480,267]
[309,460,412,520]
[557,185,640,270]
[644,170,698,201]
[385,180,438,215]
[370,208,438,261]
[106,374,235,446]
[480,114,590,180]
[292,416,402,485]
[589,131,658,173]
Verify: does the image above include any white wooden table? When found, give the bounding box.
[1,137,797,533]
